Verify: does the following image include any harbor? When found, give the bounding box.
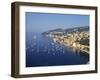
[26,33,89,67]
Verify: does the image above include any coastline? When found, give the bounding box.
[52,37,89,54]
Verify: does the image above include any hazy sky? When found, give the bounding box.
[26,12,89,33]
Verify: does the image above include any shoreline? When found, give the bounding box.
[52,37,89,54]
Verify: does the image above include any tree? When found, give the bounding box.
[79,37,89,45]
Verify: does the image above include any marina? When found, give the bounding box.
[26,33,89,67]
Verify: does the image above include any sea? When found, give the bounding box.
[26,33,89,67]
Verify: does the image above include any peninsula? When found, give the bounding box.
[42,26,89,54]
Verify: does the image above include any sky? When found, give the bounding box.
[26,12,89,33]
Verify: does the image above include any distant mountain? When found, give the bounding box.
[48,28,64,32]
[42,28,64,35]
[65,26,89,33]
[42,26,89,35]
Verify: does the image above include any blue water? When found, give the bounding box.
[26,33,89,67]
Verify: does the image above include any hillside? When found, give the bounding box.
[42,26,89,35]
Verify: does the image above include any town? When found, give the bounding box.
[44,27,89,54]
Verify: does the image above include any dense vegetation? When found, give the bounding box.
[79,37,89,46]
